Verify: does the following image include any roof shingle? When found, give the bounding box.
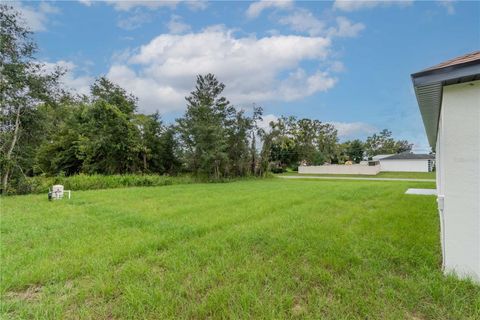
[419,51,480,73]
[381,153,435,161]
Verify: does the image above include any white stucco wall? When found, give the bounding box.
[438,80,480,282]
[298,164,381,175]
[379,159,430,172]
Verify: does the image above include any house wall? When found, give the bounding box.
[436,108,446,273]
[439,80,480,282]
[298,164,380,175]
[379,159,430,172]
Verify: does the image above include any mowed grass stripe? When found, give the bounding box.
[1,179,479,319]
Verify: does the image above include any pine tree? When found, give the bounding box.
[177,74,236,179]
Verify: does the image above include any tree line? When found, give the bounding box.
[0,5,413,194]
[265,118,412,172]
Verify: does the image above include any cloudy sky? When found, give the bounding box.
[14,0,480,151]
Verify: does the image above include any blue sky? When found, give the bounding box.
[14,0,480,152]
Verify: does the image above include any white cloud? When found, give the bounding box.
[79,0,206,11]
[185,0,208,11]
[117,10,152,30]
[85,1,197,30]
[78,0,93,6]
[246,0,293,19]
[13,2,60,32]
[279,9,364,38]
[333,0,413,12]
[328,61,346,73]
[42,61,93,96]
[278,8,325,36]
[327,17,365,37]
[439,0,455,15]
[107,27,335,114]
[330,122,377,138]
[275,69,337,101]
[107,1,179,11]
[166,15,191,34]
[257,114,279,131]
[38,2,60,14]
[107,65,185,112]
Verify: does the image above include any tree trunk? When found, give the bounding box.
[2,105,21,194]
[214,160,220,180]
[251,134,256,176]
[143,152,147,172]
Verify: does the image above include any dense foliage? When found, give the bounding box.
[265,116,338,169]
[34,79,181,176]
[0,5,414,194]
[177,74,254,179]
[364,129,413,158]
[15,174,197,195]
[0,5,62,194]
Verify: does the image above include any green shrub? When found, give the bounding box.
[7,173,271,195]
[270,167,284,174]
[18,174,197,195]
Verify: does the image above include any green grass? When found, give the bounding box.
[280,171,436,179]
[1,179,478,319]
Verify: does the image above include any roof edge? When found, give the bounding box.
[411,59,480,79]
[411,63,480,87]
[412,52,480,149]
[381,156,434,161]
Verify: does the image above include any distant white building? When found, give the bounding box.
[299,152,434,175]
[378,153,434,172]
[412,51,480,282]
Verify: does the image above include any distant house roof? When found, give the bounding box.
[372,154,394,160]
[411,51,480,148]
[381,153,435,161]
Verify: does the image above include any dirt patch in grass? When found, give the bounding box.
[5,285,43,302]
[291,303,307,317]
[408,312,426,320]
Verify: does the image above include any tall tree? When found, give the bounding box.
[133,113,159,172]
[34,100,87,176]
[267,116,338,168]
[80,100,139,174]
[0,5,62,193]
[394,140,413,154]
[226,110,252,176]
[316,122,338,164]
[176,74,236,179]
[345,139,364,163]
[268,116,299,168]
[295,119,322,165]
[258,129,273,176]
[158,127,181,175]
[364,129,412,157]
[91,77,137,115]
[249,105,263,175]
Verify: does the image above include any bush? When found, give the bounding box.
[16,174,197,195]
[270,167,284,174]
[6,173,273,196]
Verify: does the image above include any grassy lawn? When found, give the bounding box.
[2,179,478,319]
[280,171,436,179]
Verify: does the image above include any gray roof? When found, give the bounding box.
[381,153,435,161]
[411,51,480,148]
